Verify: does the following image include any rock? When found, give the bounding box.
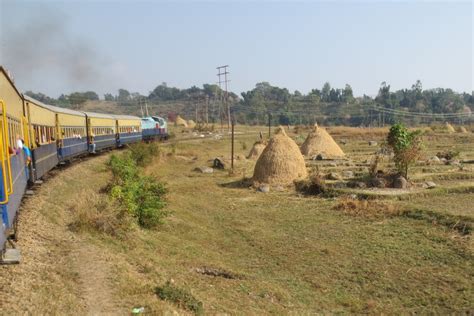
[429,156,441,164]
[257,184,270,193]
[342,170,354,178]
[328,162,338,167]
[370,178,386,188]
[213,158,225,169]
[424,181,436,189]
[440,158,448,164]
[340,139,348,145]
[328,172,342,180]
[368,141,378,146]
[393,176,408,189]
[194,166,213,174]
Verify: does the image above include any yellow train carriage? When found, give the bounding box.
[83,112,117,152]
[0,67,29,248]
[30,102,88,161]
[112,114,142,146]
[23,95,59,180]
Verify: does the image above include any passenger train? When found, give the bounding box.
[0,66,168,259]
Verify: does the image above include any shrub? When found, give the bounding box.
[111,175,168,228]
[155,281,203,315]
[108,147,168,229]
[386,123,423,179]
[129,142,160,167]
[295,167,334,196]
[109,154,138,184]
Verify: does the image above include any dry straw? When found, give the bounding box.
[300,124,345,158]
[253,126,308,185]
[445,122,455,133]
[459,126,468,133]
[187,120,196,128]
[247,141,267,160]
[175,115,188,127]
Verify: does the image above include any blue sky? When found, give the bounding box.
[0,0,472,98]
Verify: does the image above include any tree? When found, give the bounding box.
[118,89,131,101]
[386,123,423,179]
[342,84,354,103]
[104,93,115,101]
[321,82,331,102]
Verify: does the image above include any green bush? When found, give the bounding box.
[155,281,203,315]
[386,123,423,179]
[129,142,160,167]
[108,148,168,229]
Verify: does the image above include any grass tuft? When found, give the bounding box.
[334,197,402,218]
[155,281,204,315]
[69,192,131,236]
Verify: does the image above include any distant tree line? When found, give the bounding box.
[24,80,473,126]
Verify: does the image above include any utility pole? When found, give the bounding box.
[268,112,272,138]
[205,95,209,124]
[231,117,235,172]
[217,65,230,131]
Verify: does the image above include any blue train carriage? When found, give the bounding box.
[49,105,88,161]
[23,95,60,181]
[84,112,117,152]
[112,115,142,146]
[0,67,30,254]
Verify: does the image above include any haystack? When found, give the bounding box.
[253,127,307,185]
[175,115,188,127]
[187,120,196,128]
[459,126,468,133]
[247,141,267,160]
[445,122,455,133]
[300,124,345,158]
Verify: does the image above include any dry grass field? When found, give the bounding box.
[0,124,473,314]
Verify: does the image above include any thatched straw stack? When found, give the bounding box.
[300,124,345,158]
[445,122,455,133]
[247,141,267,160]
[253,127,307,185]
[175,115,188,127]
[187,120,196,128]
[459,126,468,133]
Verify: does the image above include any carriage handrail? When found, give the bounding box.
[0,100,12,204]
[0,100,13,196]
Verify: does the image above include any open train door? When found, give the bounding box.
[0,100,19,264]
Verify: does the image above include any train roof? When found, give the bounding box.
[82,111,116,119]
[110,114,141,120]
[0,66,23,98]
[23,95,86,117]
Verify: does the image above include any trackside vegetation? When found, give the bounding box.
[108,144,167,229]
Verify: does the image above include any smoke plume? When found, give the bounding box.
[0,5,109,93]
